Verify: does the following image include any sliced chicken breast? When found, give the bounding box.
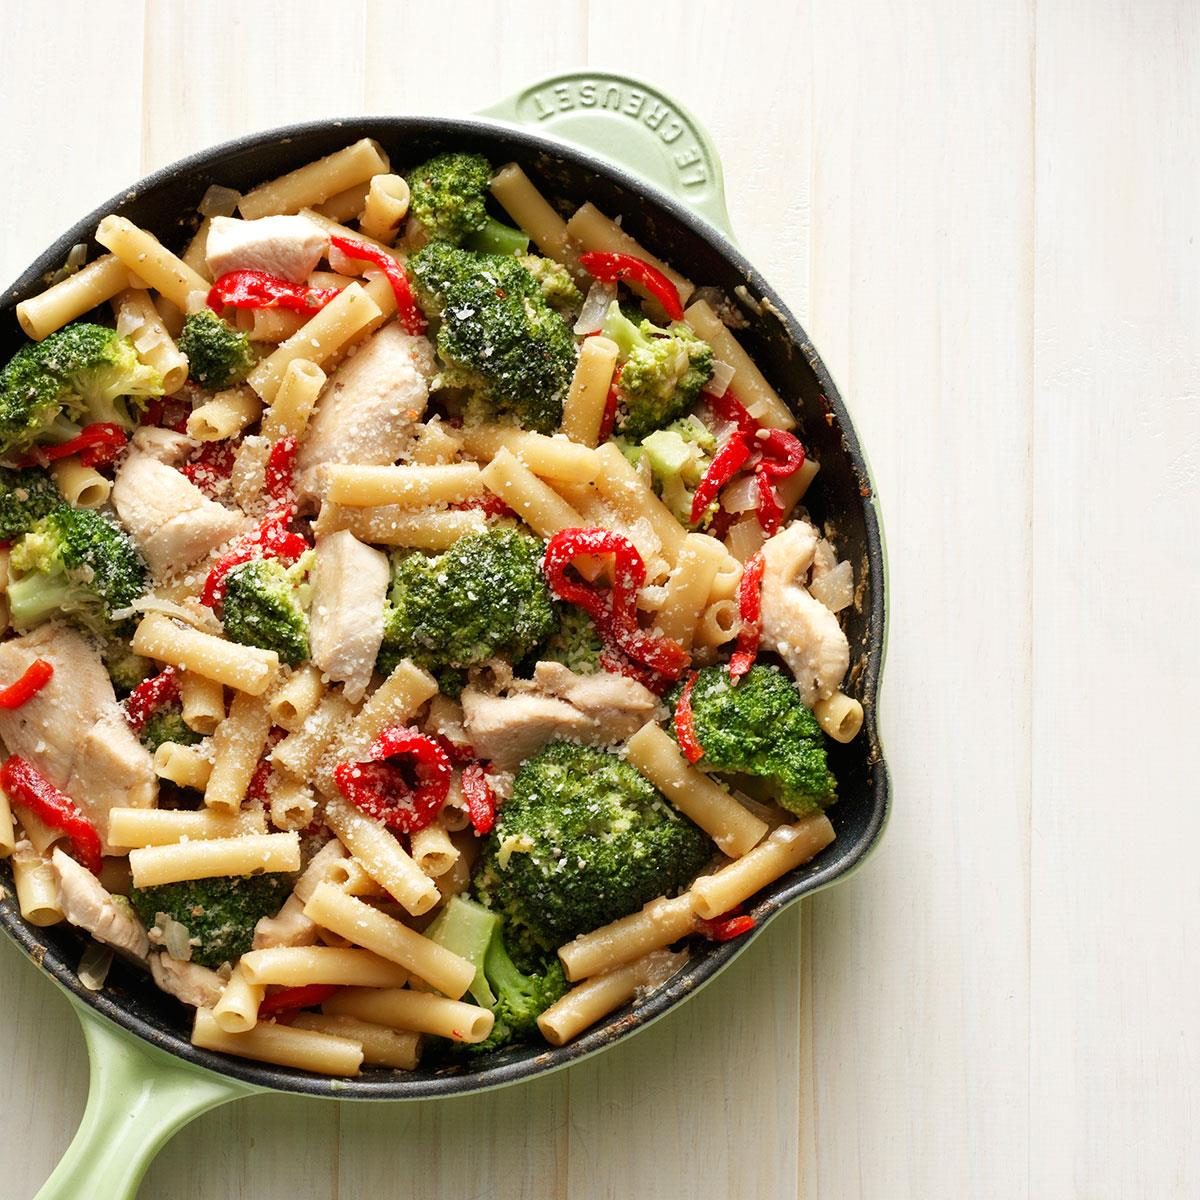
[206,214,327,283]
[149,952,226,1008]
[52,848,149,960]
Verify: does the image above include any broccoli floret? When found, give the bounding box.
[672,664,838,815]
[475,741,712,953]
[536,604,604,675]
[7,505,147,638]
[633,415,717,524]
[139,704,203,755]
[602,301,714,439]
[425,896,568,1051]
[220,557,309,666]
[433,665,468,700]
[102,638,154,695]
[0,467,62,539]
[130,873,292,969]
[409,242,576,433]
[0,323,164,457]
[178,310,256,388]
[378,527,555,675]
[407,152,493,245]
[518,254,582,311]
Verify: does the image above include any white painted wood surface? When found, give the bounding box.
[1,1,1197,1196]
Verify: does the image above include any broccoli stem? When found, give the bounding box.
[6,571,70,629]
[424,895,500,1008]
[465,216,531,257]
[602,302,647,357]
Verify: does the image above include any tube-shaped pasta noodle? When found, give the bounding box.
[239,139,390,220]
[566,203,693,305]
[314,503,486,550]
[152,742,214,791]
[410,419,464,465]
[323,462,483,508]
[213,966,265,1033]
[348,660,438,747]
[302,883,475,998]
[112,288,189,392]
[247,282,381,403]
[315,181,371,223]
[128,832,301,889]
[324,987,494,1044]
[180,671,225,735]
[205,691,271,813]
[0,787,15,858]
[107,806,264,849]
[561,336,620,447]
[557,895,696,983]
[707,550,743,604]
[271,693,354,779]
[240,946,410,989]
[15,806,63,855]
[192,1007,363,1076]
[538,949,688,1045]
[268,664,324,732]
[237,307,308,343]
[12,845,64,926]
[268,776,316,832]
[458,425,601,480]
[777,457,820,519]
[323,796,439,916]
[132,615,280,695]
[16,254,138,340]
[812,692,864,744]
[261,359,326,440]
[694,598,739,649]
[95,216,210,310]
[290,1012,420,1069]
[288,841,351,908]
[480,448,586,538]
[187,389,263,441]
[490,163,576,266]
[625,723,768,858]
[683,300,794,430]
[410,823,459,879]
[253,893,318,951]
[690,814,836,919]
[153,294,185,339]
[359,174,411,241]
[324,855,385,896]
[51,458,110,508]
[654,534,729,650]
[591,442,686,562]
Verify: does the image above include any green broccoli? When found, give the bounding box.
[475,741,712,953]
[602,301,714,439]
[672,664,837,815]
[0,323,164,457]
[102,639,154,695]
[7,505,147,638]
[138,704,203,755]
[220,557,309,666]
[425,895,567,1051]
[178,310,256,388]
[0,467,62,539]
[518,254,582,311]
[405,152,527,255]
[536,604,604,674]
[629,414,717,524]
[409,242,577,433]
[130,873,293,969]
[378,527,555,675]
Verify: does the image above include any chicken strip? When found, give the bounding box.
[149,952,226,1008]
[206,214,327,283]
[52,847,149,960]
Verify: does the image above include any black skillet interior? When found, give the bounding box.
[0,118,888,1099]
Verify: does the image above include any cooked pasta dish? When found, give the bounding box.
[0,140,862,1075]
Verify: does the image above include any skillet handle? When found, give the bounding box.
[479,71,736,241]
[34,1002,254,1200]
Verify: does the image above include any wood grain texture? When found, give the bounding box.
[1,1,1197,1197]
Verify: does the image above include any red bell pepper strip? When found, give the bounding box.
[698,908,758,942]
[689,430,753,526]
[673,670,704,764]
[454,492,517,520]
[598,365,622,443]
[247,728,287,808]
[333,726,453,834]
[182,440,237,494]
[728,551,766,683]
[753,429,806,535]
[208,270,341,314]
[15,423,129,469]
[258,983,339,1018]
[578,251,685,322]
[1,755,102,875]
[122,668,181,732]
[264,435,299,505]
[428,733,477,765]
[0,659,54,709]
[141,398,190,433]
[200,511,309,608]
[328,235,426,337]
[707,388,758,436]
[460,763,497,836]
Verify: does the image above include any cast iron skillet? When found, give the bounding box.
[0,73,888,1199]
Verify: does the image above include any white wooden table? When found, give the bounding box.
[2,2,1197,1197]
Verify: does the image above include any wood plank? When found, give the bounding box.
[803,1,1035,1195]
[1029,2,1200,1196]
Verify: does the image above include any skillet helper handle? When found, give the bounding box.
[35,1004,251,1200]
[479,71,737,241]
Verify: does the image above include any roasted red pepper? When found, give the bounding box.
[1,755,102,875]
[141,398,190,433]
[122,668,181,732]
[200,511,308,608]
[207,270,341,314]
[328,235,426,337]
[258,984,339,1018]
[460,763,497,835]
[333,726,453,834]
[753,429,806,536]
[0,659,53,709]
[598,364,622,443]
[264,435,299,505]
[454,492,517,520]
[16,423,129,469]
[689,430,753,525]
[578,251,685,322]
[698,908,757,942]
[728,551,766,683]
[247,728,287,808]
[182,440,237,494]
[707,388,758,436]
[673,670,704,764]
